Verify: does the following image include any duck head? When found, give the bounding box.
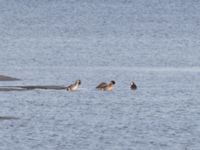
[110,80,116,85]
[75,80,81,85]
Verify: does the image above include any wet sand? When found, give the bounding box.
[0,116,19,120]
[0,85,66,91]
[0,75,66,91]
[0,75,20,81]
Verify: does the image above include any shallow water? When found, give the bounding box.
[0,0,200,150]
[0,67,200,150]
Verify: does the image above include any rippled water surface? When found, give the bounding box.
[0,0,200,150]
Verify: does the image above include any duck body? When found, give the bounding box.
[96,80,115,91]
[66,80,81,91]
[130,81,137,90]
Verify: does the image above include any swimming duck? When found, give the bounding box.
[130,81,137,90]
[96,80,116,91]
[66,80,81,91]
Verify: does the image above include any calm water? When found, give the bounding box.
[0,0,200,150]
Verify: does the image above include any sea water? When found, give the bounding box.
[0,0,200,149]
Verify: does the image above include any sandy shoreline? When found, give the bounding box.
[0,75,20,81]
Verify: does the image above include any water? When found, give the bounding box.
[0,0,200,149]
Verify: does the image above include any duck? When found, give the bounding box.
[96,80,116,91]
[130,81,137,90]
[66,80,81,91]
